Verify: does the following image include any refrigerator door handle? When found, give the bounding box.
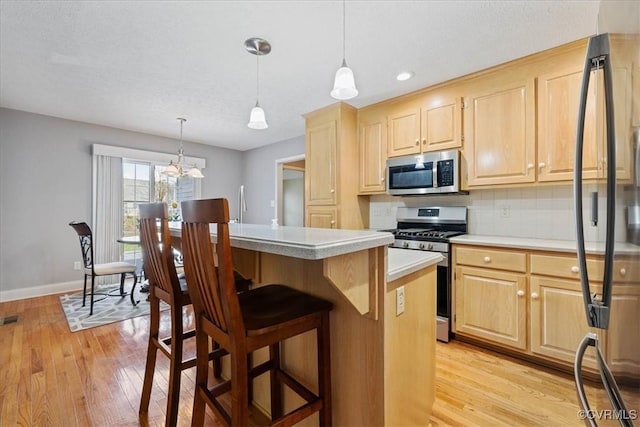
[575,333,634,427]
[574,33,616,330]
[574,333,598,427]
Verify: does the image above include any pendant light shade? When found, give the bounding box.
[248,102,268,130]
[331,59,358,100]
[162,118,204,178]
[331,0,358,100]
[245,38,270,130]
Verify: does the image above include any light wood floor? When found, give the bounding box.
[0,293,637,426]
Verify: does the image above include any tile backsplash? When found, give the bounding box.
[369,184,634,243]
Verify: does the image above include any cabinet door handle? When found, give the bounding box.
[330,220,335,225]
[422,138,427,145]
[538,162,546,169]
[381,177,385,182]
[330,189,335,193]
[571,266,580,273]
[415,138,420,146]
[517,290,525,297]
[527,163,534,169]
[619,267,627,276]
[483,256,491,263]
[531,292,539,300]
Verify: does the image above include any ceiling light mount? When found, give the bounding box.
[246,37,271,130]
[245,37,271,56]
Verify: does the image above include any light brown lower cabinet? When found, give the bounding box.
[453,244,640,375]
[607,284,640,379]
[454,266,527,350]
[305,206,338,229]
[529,276,602,371]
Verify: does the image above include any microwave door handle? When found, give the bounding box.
[432,163,438,188]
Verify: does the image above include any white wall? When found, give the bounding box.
[0,108,244,300]
[283,170,304,226]
[241,135,305,225]
[369,184,633,243]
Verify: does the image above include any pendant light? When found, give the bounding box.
[245,37,271,130]
[164,118,204,178]
[330,0,358,100]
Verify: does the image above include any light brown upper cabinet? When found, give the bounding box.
[387,100,421,157]
[358,107,387,194]
[463,78,536,187]
[306,119,337,205]
[538,66,600,182]
[387,94,463,158]
[421,95,463,152]
[538,64,633,183]
[304,102,368,229]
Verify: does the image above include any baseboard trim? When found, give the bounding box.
[0,280,84,302]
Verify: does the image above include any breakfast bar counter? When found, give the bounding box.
[169,223,440,426]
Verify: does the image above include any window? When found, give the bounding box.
[92,144,204,269]
[121,160,197,266]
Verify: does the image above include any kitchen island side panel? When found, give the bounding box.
[246,248,436,426]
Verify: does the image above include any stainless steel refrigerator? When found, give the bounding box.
[573,2,640,426]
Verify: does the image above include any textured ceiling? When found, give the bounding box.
[0,1,604,151]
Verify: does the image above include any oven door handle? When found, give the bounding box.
[438,253,448,267]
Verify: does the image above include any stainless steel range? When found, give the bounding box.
[386,206,467,342]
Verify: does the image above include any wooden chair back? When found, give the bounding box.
[138,203,182,297]
[180,198,244,340]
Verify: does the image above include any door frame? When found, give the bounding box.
[274,154,305,226]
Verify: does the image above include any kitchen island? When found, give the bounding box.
[169,223,442,426]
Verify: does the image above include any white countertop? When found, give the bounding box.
[450,234,640,255]
[387,248,443,282]
[169,222,394,260]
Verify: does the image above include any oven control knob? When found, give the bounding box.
[402,241,409,248]
[428,243,434,250]
[418,243,425,250]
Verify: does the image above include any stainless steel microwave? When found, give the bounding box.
[386,149,463,196]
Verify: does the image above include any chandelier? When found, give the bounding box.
[164,117,204,178]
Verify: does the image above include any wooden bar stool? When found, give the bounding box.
[138,202,195,426]
[138,202,252,426]
[181,198,333,427]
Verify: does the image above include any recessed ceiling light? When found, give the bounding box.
[396,71,414,81]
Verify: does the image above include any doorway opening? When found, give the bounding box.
[275,155,305,226]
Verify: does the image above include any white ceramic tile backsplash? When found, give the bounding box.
[369,184,634,243]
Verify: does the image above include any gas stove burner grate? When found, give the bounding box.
[390,228,465,242]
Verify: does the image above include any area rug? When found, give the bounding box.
[59,283,168,332]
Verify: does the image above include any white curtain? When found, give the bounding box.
[94,155,123,282]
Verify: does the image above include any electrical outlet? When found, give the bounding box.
[396,286,405,316]
[270,200,275,208]
[500,205,511,218]
[74,261,82,271]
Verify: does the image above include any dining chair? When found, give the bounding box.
[137,202,252,426]
[68,221,138,316]
[181,198,333,426]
